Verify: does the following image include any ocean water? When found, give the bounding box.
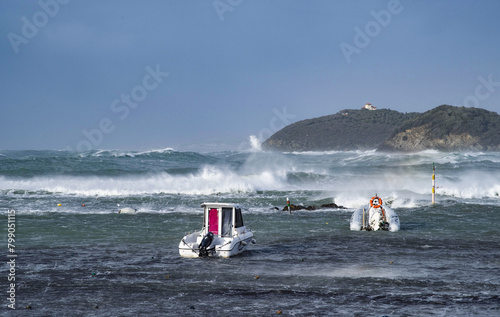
[1,148,499,316]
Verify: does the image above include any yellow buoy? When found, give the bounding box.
[57,204,62,207]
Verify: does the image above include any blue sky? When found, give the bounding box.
[1,0,499,151]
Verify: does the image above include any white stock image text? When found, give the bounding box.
[7,209,17,310]
[66,64,169,153]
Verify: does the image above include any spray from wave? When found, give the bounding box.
[0,165,287,197]
[249,135,262,151]
[1,150,499,210]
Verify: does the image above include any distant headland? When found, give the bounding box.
[262,104,500,152]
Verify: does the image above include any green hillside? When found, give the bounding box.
[263,105,500,152]
[262,108,418,151]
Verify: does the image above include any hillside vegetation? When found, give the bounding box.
[379,105,500,151]
[263,105,500,152]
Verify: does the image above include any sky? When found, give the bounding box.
[1,0,499,151]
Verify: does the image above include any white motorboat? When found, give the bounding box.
[350,196,400,232]
[179,203,256,258]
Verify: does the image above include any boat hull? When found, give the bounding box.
[179,231,255,258]
[350,204,400,232]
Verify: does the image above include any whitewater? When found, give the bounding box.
[1,148,499,316]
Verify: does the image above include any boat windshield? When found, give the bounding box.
[221,207,233,236]
[235,208,244,228]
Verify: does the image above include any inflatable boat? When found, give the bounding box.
[350,196,400,232]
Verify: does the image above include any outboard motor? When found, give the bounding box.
[198,232,214,257]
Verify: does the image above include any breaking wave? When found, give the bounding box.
[0,165,286,196]
[1,149,499,209]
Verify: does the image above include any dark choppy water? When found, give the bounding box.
[1,149,499,316]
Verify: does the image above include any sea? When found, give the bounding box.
[1,147,499,316]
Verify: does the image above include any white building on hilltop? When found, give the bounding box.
[364,103,377,110]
